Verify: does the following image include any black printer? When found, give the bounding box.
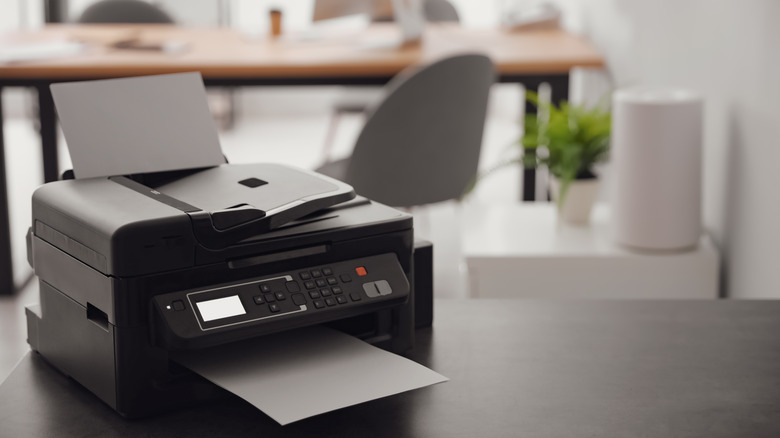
[25,163,433,418]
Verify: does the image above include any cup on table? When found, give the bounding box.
[269,9,282,37]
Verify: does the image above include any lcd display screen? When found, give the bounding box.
[196,295,246,322]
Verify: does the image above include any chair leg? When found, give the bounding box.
[224,86,237,131]
[321,110,343,164]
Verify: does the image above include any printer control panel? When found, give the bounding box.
[152,252,409,349]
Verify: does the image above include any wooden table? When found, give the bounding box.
[2,299,780,437]
[0,24,604,294]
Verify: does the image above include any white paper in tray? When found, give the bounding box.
[173,326,448,425]
[51,72,225,179]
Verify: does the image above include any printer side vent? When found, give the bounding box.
[35,221,107,273]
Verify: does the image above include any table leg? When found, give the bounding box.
[522,87,539,202]
[548,75,570,108]
[37,84,59,183]
[0,86,14,295]
[44,0,69,23]
[520,74,570,202]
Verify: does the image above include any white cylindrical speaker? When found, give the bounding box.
[611,87,703,251]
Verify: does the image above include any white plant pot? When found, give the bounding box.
[550,176,600,225]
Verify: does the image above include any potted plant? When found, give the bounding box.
[521,91,611,224]
[464,92,610,225]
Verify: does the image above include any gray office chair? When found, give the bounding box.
[423,0,460,22]
[78,0,174,23]
[316,54,495,207]
[321,0,461,160]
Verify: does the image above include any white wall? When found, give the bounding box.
[0,0,42,32]
[573,0,780,298]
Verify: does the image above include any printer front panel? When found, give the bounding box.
[151,252,410,350]
[114,227,414,417]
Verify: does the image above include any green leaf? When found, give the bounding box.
[471,92,612,196]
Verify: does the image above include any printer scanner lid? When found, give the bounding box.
[111,163,356,249]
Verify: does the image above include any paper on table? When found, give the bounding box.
[50,72,226,179]
[0,40,85,64]
[172,326,448,425]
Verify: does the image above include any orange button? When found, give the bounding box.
[355,266,367,276]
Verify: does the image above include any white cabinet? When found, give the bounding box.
[462,203,719,299]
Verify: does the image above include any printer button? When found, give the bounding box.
[321,288,332,297]
[172,300,185,311]
[260,284,272,293]
[315,279,327,288]
[304,281,316,290]
[340,274,352,283]
[286,281,301,293]
[311,270,323,278]
[309,290,321,299]
[313,300,325,309]
[325,298,337,307]
[275,292,286,301]
[322,267,333,276]
[327,277,338,286]
[375,280,392,296]
[362,282,381,298]
[292,294,306,306]
[332,286,343,295]
[253,295,264,305]
[350,292,362,302]
[264,293,276,303]
[336,295,348,305]
[299,272,312,280]
[269,303,280,313]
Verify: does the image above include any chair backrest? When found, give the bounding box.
[78,0,174,24]
[344,54,495,207]
[424,0,460,23]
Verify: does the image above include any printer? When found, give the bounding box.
[24,162,434,418]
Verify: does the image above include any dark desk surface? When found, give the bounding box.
[2,299,780,438]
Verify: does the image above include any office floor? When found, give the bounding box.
[0,84,525,382]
